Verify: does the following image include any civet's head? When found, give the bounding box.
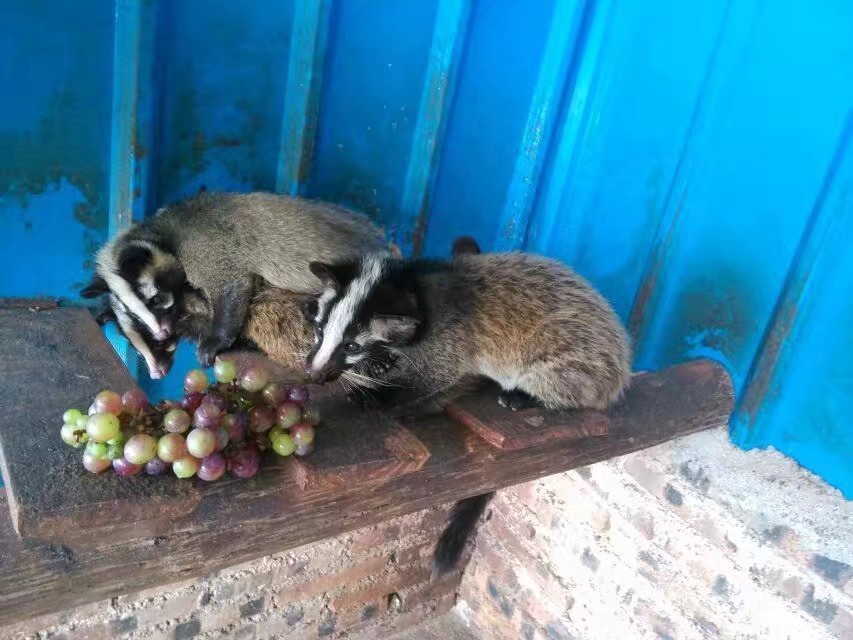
[82,236,185,339]
[92,296,179,379]
[81,235,186,378]
[305,254,422,384]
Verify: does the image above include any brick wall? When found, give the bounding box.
[457,428,853,640]
[0,503,464,640]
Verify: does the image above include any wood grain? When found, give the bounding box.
[0,312,734,628]
[292,399,430,491]
[445,388,610,450]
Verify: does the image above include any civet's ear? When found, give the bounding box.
[369,314,420,346]
[308,261,358,291]
[117,244,153,281]
[80,274,110,299]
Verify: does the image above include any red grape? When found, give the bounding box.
[202,392,229,413]
[295,443,314,457]
[240,366,269,393]
[249,406,276,433]
[291,424,315,447]
[173,455,200,479]
[113,457,143,477]
[228,447,261,479]
[186,428,217,458]
[87,413,121,442]
[164,408,191,434]
[214,427,229,452]
[124,434,158,465]
[184,369,209,393]
[157,433,188,463]
[261,382,289,407]
[287,385,310,404]
[145,458,170,476]
[276,403,301,429]
[83,454,111,474]
[213,358,237,384]
[198,453,226,481]
[93,390,123,416]
[193,402,222,429]
[181,392,204,414]
[121,388,148,414]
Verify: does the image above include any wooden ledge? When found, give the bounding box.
[0,306,733,626]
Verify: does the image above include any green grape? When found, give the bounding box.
[213,357,237,384]
[60,423,86,448]
[63,408,84,424]
[271,432,295,457]
[86,441,108,459]
[87,413,121,443]
[106,443,124,460]
[173,456,200,479]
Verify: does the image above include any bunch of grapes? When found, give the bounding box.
[59,358,320,481]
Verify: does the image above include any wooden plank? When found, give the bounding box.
[0,307,202,541]
[0,357,733,626]
[445,388,609,450]
[292,397,430,491]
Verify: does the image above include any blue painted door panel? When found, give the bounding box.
[1,0,851,496]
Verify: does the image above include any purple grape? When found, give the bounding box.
[113,457,143,477]
[249,406,276,433]
[288,385,310,405]
[202,392,229,413]
[145,458,170,476]
[294,443,314,457]
[225,411,249,442]
[198,453,226,481]
[228,447,261,479]
[193,402,223,429]
[181,392,204,414]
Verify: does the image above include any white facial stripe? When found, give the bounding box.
[315,288,337,324]
[311,256,385,374]
[103,270,164,337]
[114,303,162,378]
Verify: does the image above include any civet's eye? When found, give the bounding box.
[343,342,361,354]
[150,293,171,308]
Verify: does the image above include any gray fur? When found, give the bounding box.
[313,252,632,411]
[93,192,389,366]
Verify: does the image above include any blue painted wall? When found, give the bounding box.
[1,0,851,496]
